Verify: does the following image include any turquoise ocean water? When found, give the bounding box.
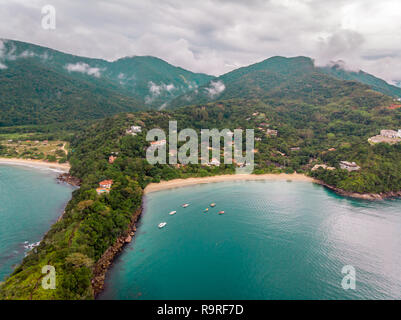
[0,164,74,281]
[99,180,401,300]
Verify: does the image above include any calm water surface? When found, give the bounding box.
[99,180,401,299]
[0,164,74,280]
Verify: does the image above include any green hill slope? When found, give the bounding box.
[0,39,214,124]
[319,62,401,99]
[0,58,142,126]
[170,56,393,108]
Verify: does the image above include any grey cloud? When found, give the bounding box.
[362,53,399,61]
[0,0,400,82]
[205,80,225,98]
[65,62,102,77]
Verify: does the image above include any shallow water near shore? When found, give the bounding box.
[99,180,401,300]
[0,164,74,281]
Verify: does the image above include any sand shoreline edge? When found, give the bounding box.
[143,173,401,201]
[0,157,70,172]
[144,173,316,194]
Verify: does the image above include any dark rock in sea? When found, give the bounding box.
[57,173,81,186]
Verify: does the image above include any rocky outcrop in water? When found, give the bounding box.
[57,173,81,186]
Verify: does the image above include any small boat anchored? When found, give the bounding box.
[169,211,177,215]
[210,203,216,207]
[218,211,225,215]
[204,208,209,212]
[182,203,190,208]
[158,222,167,228]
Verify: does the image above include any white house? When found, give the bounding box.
[340,161,360,172]
[380,129,400,138]
[131,126,142,133]
[127,125,142,136]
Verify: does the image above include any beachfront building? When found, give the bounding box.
[340,161,360,172]
[311,164,336,171]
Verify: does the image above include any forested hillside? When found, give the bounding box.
[0,59,142,126]
[320,62,401,98]
[0,39,213,126]
[1,39,401,300]
[1,40,400,127]
[1,92,401,298]
[171,56,401,107]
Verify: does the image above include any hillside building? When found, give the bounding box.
[340,161,360,172]
[380,129,401,138]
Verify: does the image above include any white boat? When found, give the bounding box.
[158,222,167,228]
[182,203,190,208]
[169,211,177,215]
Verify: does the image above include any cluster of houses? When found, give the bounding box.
[311,161,360,172]
[368,129,401,144]
[96,180,113,195]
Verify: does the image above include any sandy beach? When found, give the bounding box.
[0,157,70,172]
[144,173,316,194]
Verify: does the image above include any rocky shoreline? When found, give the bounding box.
[316,181,401,200]
[92,206,143,297]
[57,173,81,186]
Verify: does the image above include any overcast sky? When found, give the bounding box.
[1,0,400,82]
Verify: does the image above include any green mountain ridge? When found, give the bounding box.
[0,57,143,126]
[1,39,400,127]
[170,56,397,107]
[0,39,214,105]
[319,61,401,99]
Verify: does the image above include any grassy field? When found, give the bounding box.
[0,138,68,163]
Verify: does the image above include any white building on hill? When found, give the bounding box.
[380,129,401,138]
[340,161,360,172]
